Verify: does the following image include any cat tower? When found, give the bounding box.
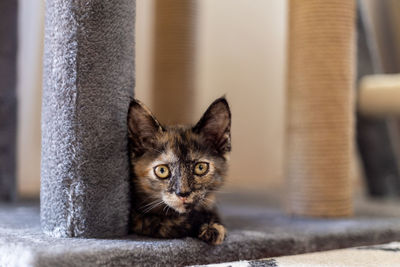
[4,0,400,266]
[39,0,355,239]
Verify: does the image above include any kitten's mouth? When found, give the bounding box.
[183,203,195,210]
[169,204,188,214]
[171,201,194,213]
[162,195,192,214]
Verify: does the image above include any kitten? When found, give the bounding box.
[127,97,231,245]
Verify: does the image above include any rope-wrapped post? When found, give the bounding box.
[41,0,135,237]
[286,0,355,217]
[0,0,17,202]
[153,0,197,125]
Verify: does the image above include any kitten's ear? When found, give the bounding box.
[128,99,163,154]
[193,97,231,154]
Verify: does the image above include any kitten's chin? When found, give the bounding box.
[162,192,216,214]
[169,202,197,214]
[162,195,188,214]
[172,205,187,214]
[165,202,188,214]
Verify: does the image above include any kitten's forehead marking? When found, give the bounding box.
[152,150,178,166]
[167,128,204,161]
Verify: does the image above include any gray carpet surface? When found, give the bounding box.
[1,198,400,266]
[41,0,135,238]
[0,0,17,202]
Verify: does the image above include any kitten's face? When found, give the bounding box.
[128,98,231,214]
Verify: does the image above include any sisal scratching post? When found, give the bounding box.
[0,0,17,202]
[286,0,355,217]
[153,0,197,125]
[41,0,135,237]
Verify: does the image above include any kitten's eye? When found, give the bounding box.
[154,165,170,179]
[194,162,209,176]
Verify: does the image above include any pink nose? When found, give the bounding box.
[178,196,187,203]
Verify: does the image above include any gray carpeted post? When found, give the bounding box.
[0,0,17,202]
[41,0,135,238]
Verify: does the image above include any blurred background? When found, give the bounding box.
[14,0,400,202]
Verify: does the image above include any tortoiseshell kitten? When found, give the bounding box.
[127,97,231,245]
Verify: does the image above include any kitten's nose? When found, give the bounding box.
[176,191,190,201]
[176,191,190,197]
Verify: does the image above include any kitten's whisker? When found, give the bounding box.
[200,197,216,209]
[199,198,208,209]
[141,199,164,213]
[162,201,172,215]
[141,199,161,208]
[147,147,163,154]
[209,187,232,193]
[142,202,163,214]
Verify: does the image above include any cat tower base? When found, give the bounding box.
[1,197,400,266]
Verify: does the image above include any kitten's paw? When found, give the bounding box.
[198,223,227,245]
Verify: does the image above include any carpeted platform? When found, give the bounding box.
[1,197,400,266]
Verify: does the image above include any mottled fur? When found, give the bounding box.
[127,97,231,245]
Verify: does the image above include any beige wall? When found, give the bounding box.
[17,0,44,197]
[196,0,287,192]
[17,0,288,197]
[135,0,155,105]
